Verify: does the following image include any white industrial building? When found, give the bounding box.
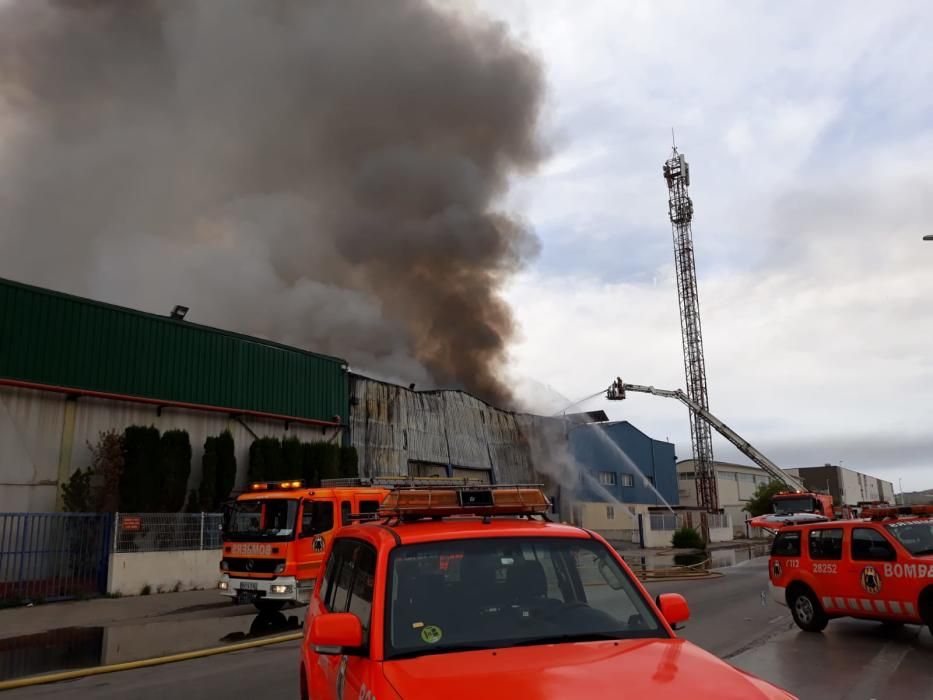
[678,459,896,536]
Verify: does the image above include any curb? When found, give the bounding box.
[0,632,303,692]
[638,571,723,583]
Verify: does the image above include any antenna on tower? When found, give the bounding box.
[662,145,717,512]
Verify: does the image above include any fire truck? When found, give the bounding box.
[606,378,836,529]
[219,478,390,611]
[220,476,484,611]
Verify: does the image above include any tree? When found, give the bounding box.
[88,430,125,512]
[248,437,283,482]
[198,431,237,510]
[120,426,161,512]
[282,436,303,480]
[184,490,200,513]
[744,480,785,517]
[215,430,237,504]
[159,429,192,512]
[61,468,93,512]
[339,446,359,478]
[300,442,319,487]
[199,436,219,510]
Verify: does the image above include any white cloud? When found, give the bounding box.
[488,0,933,489]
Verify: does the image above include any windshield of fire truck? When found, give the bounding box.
[223,499,298,541]
[385,537,664,660]
[885,520,933,555]
[772,497,817,514]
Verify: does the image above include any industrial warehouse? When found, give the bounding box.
[0,276,681,530]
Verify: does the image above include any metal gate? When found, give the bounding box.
[0,513,112,602]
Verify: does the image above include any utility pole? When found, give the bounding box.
[663,144,717,511]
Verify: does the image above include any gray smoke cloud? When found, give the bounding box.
[0,0,545,405]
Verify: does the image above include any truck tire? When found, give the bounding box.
[300,663,310,700]
[255,598,286,613]
[920,587,933,637]
[788,585,828,632]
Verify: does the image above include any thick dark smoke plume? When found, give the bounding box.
[0,0,544,405]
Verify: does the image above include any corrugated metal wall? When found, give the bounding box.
[0,277,348,423]
[348,375,539,483]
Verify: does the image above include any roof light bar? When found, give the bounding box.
[321,476,486,489]
[249,480,305,491]
[862,504,933,520]
[379,485,550,518]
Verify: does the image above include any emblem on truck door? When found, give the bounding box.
[860,565,882,594]
[313,536,324,552]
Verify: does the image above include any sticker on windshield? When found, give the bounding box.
[420,625,443,644]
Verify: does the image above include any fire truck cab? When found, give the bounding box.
[299,484,795,699]
[219,479,390,611]
[769,505,933,633]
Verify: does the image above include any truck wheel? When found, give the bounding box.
[920,588,933,637]
[300,664,310,700]
[255,599,286,613]
[788,586,828,632]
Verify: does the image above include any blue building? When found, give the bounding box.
[568,420,679,507]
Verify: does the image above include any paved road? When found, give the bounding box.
[7,557,932,699]
[644,556,794,659]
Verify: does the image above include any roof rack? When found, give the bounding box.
[320,476,486,489]
[862,504,933,520]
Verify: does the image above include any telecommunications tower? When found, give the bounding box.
[663,144,717,511]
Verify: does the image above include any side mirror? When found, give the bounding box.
[309,613,363,655]
[657,593,690,629]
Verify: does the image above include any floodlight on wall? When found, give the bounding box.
[170,305,189,320]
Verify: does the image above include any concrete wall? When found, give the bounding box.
[708,524,733,543]
[579,501,638,530]
[1,384,341,512]
[107,550,221,596]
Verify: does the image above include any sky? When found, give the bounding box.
[465,0,933,491]
[1,1,931,492]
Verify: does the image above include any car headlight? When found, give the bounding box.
[271,584,293,595]
[219,581,229,591]
[274,562,285,574]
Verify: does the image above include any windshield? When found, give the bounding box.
[224,499,298,541]
[885,520,933,555]
[773,497,817,515]
[385,537,664,660]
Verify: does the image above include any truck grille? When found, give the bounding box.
[223,558,284,574]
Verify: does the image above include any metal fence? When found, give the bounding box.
[706,513,730,530]
[0,513,112,601]
[649,513,682,531]
[113,513,223,553]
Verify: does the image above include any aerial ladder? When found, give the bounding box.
[606,378,834,528]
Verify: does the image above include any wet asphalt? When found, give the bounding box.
[4,556,932,698]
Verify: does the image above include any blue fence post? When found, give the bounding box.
[97,514,112,595]
[16,513,29,599]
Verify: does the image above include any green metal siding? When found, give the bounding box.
[0,277,348,423]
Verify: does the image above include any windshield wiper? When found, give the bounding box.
[388,644,495,660]
[505,632,624,647]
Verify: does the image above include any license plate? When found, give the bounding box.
[239,581,258,591]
